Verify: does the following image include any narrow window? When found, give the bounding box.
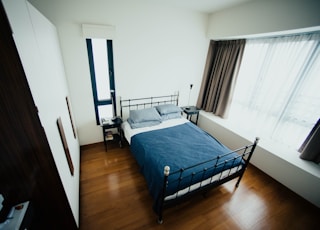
[86,39,116,125]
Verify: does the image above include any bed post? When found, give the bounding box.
[235,137,259,187]
[120,97,123,118]
[157,166,170,224]
[176,92,179,106]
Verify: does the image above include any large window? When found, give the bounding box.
[229,33,320,150]
[86,38,116,125]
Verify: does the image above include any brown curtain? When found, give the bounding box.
[197,39,246,118]
[299,119,320,164]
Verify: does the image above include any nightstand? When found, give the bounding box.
[181,106,200,125]
[101,117,123,150]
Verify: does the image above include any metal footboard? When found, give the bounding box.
[156,137,259,223]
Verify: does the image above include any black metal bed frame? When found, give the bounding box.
[157,138,259,223]
[120,93,179,119]
[119,94,259,223]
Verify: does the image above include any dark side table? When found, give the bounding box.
[181,106,200,125]
[101,117,123,150]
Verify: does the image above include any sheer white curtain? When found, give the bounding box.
[229,33,320,150]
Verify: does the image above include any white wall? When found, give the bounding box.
[28,0,209,145]
[207,0,320,39]
[2,0,80,225]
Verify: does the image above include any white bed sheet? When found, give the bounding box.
[122,117,189,144]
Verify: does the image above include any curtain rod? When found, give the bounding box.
[212,26,320,41]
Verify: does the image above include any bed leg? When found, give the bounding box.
[235,137,259,188]
[156,166,170,224]
[157,216,163,224]
[235,177,241,188]
[202,191,208,198]
[235,165,246,188]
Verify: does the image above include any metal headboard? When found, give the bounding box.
[120,93,179,119]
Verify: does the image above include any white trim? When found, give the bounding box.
[212,26,320,41]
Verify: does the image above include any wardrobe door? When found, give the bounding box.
[0,2,77,229]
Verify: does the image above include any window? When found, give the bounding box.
[86,38,116,125]
[229,33,320,150]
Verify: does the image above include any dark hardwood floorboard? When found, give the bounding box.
[80,141,320,230]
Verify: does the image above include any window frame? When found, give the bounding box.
[86,39,116,125]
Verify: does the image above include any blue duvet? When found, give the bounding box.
[130,122,243,210]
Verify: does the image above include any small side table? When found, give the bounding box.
[101,117,123,150]
[181,106,200,125]
[0,201,33,230]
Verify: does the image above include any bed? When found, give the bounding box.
[120,94,259,223]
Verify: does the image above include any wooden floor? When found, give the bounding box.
[79,141,320,230]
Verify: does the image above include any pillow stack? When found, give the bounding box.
[128,107,162,129]
[128,104,182,129]
[155,104,182,121]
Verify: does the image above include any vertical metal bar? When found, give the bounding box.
[188,172,196,192]
[177,169,184,197]
[218,161,227,180]
[199,168,207,187]
[177,92,179,106]
[120,97,123,118]
[236,137,259,187]
[210,157,219,183]
[158,166,170,224]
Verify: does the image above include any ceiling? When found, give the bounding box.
[153,0,256,13]
[28,0,257,15]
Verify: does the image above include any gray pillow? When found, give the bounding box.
[161,112,181,121]
[129,107,162,123]
[127,118,161,129]
[155,104,182,115]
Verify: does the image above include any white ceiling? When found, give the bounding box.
[28,0,257,14]
[153,0,256,13]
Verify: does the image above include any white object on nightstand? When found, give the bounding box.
[0,201,29,230]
